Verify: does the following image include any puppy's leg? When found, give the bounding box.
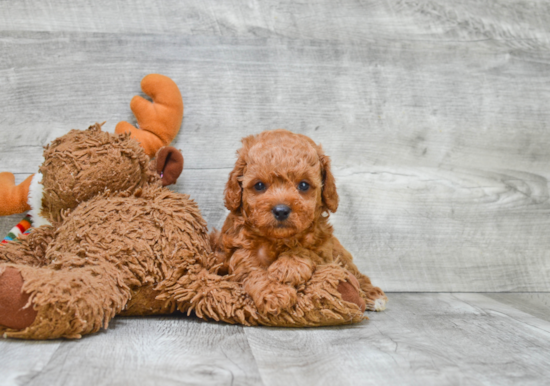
[227,249,298,315]
[244,270,297,315]
[208,229,229,275]
[267,250,316,287]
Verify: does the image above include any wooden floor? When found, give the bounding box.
[0,293,548,386]
[2,0,550,385]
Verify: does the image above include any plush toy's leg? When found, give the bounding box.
[119,284,176,316]
[166,264,366,327]
[0,173,33,216]
[163,269,260,325]
[350,272,387,312]
[256,264,367,327]
[0,226,55,332]
[0,225,56,267]
[337,274,366,313]
[115,74,184,157]
[332,238,388,311]
[0,262,130,339]
[0,266,38,330]
[336,264,387,311]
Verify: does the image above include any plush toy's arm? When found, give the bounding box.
[0,172,33,216]
[115,74,184,157]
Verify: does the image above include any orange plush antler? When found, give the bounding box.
[0,173,33,216]
[115,74,184,157]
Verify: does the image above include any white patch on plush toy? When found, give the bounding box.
[374,298,387,311]
[27,173,51,227]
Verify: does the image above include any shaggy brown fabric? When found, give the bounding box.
[0,267,37,329]
[0,182,214,339]
[338,276,366,313]
[0,225,55,267]
[40,123,153,223]
[0,126,213,339]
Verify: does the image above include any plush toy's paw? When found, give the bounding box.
[337,274,367,313]
[361,284,388,311]
[0,267,37,329]
[371,297,388,312]
[252,284,297,315]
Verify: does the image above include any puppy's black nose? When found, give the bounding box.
[272,205,291,221]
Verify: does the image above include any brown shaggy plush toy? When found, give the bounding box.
[0,76,376,339]
[0,74,248,339]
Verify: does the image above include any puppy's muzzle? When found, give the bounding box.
[272,205,291,221]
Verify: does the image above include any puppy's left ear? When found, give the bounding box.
[155,146,184,186]
[320,153,339,212]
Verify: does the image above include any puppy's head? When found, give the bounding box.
[225,129,338,239]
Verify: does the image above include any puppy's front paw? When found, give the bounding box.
[252,284,297,315]
[268,254,315,287]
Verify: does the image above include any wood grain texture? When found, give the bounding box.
[0,316,263,386]
[3,294,549,386]
[1,0,549,292]
[0,340,60,386]
[245,293,550,386]
[485,293,550,323]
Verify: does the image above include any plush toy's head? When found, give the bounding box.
[0,73,184,231]
[38,123,183,223]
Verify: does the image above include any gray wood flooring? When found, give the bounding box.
[1,294,549,386]
[1,1,549,385]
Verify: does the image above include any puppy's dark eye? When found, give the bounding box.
[298,181,310,192]
[254,181,267,192]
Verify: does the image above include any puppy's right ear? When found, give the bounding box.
[224,157,246,212]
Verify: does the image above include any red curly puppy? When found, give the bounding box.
[214,129,387,316]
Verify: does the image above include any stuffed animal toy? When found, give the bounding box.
[0,75,371,339]
[0,74,237,339]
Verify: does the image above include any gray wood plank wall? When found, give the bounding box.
[1,0,549,292]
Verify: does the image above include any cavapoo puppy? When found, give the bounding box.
[213,129,387,317]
